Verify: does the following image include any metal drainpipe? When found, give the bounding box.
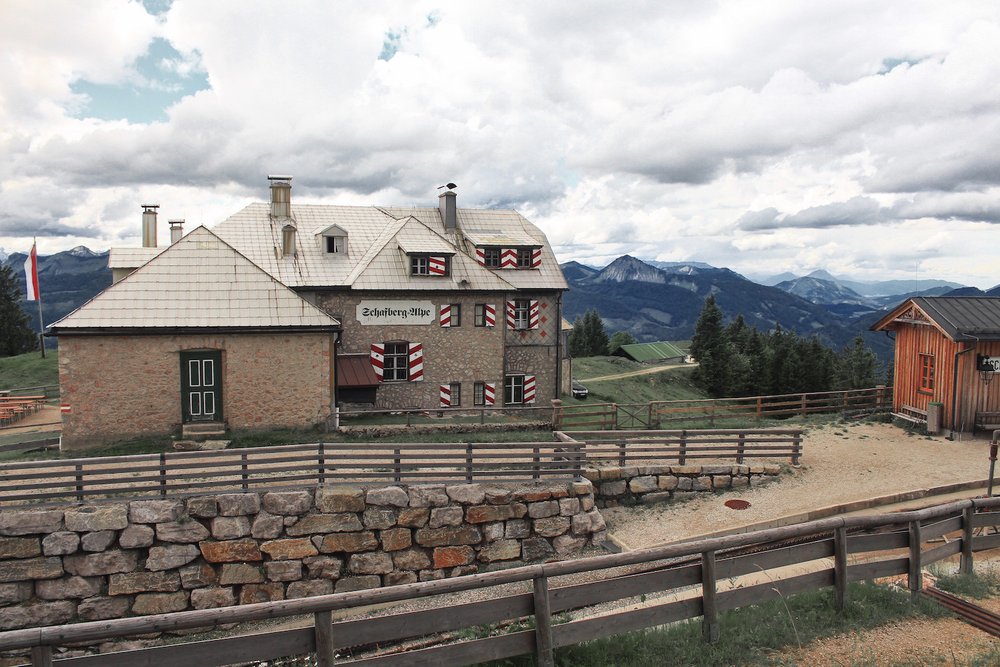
[555,292,562,399]
[949,340,977,439]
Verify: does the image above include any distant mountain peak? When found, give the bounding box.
[806,269,839,282]
[68,246,100,258]
[597,255,666,284]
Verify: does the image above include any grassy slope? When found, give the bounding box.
[0,351,58,390]
[568,356,706,405]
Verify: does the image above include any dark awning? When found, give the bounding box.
[338,355,380,388]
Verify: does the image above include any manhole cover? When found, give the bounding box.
[725,499,751,510]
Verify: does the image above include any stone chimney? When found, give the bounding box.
[438,185,457,230]
[268,175,292,218]
[141,205,159,248]
[169,219,184,244]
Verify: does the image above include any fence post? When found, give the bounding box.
[791,432,802,466]
[30,645,52,667]
[701,550,719,643]
[241,452,249,491]
[908,520,923,598]
[756,397,762,419]
[800,393,807,417]
[532,573,555,667]
[466,443,474,483]
[617,440,626,468]
[159,452,167,497]
[710,400,716,428]
[318,441,326,486]
[551,399,562,430]
[834,526,848,612]
[533,445,542,480]
[961,505,975,574]
[74,463,84,504]
[611,403,619,431]
[314,610,336,667]
[647,402,654,430]
[393,448,402,484]
[876,385,886,411]
[736,432,746,465]
[679,430,687,465]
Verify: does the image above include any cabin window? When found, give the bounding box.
[918,353,935,394]
[505,374,525,405]
[325,236,345,253]
[474,382,485,406]
[410,255,448,276]
[384,342,409,382]
[483,248,501,267]
[517,248,533,268]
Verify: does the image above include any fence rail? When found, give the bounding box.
[2,496,995,667]
[0,442,584,506]
[560,428,803,465]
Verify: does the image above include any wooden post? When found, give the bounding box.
[314,610,336,667]
[701,550,719,643]
[710,400,716,428]
[466,443,474,483]
[611,403,619,431]
[736,432,746,465]
[551,399,562,430]
[961,505,975,574]
[241,452,249,491]
[74,463,84,504]
[532,574,555,667]
[159,452,167,497]
[834,526,848,612]
[647,402,654,430]
[393,448,402,484]
[679,430,687,465]
[756,396,763,419]
[791,433,802,466]
[533,445,541,480]
[406,411,412,427]
[617,440,626,468]
[908,520,923,598]
[800,393,807,417]
[30,645,52,667]
[318,441,326,486]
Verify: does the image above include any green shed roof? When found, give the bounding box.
[618,341,686,362]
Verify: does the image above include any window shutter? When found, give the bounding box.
[505,301,516,329]
[501,248,517,269]
[531,248,542,268]
[484,382,496,406]
[370,343,384,382]
[408,343,424,382]
[476,247,486,265]
[529,300,539,330]
[429,256,447,275]
[439,384,451,407]
[485,303,496,328]
[524,375,536,404]
[439,304,452,328]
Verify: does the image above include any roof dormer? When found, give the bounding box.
[317,224,348,256]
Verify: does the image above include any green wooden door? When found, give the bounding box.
[181,351,223,423]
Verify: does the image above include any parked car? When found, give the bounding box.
[571,382,589,399]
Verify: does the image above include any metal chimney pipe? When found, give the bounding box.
[141,205,159,248]
[438,188,457,230]
[169,219,184,244]
[268,175,292,218]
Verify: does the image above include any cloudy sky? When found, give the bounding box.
[2,1,1000,287]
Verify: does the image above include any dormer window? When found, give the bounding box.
[281,224,296,257]
[483,248,500,267]
[517,248,533,268]
[317,224,348,256]
[411,255,448,276]
[476,245,540,269]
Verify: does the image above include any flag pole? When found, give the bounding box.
[34,238,45,358]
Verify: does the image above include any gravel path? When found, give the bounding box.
[605,420,992,550]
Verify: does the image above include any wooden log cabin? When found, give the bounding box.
[872,296,1000,435]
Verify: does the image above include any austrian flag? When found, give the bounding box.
[24,243,39,301]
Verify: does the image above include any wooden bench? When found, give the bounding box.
[892,404,927,426]
[975,412,1000,436]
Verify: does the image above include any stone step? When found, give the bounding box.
[181,421,227,438]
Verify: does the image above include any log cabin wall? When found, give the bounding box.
[955,340,1000,432]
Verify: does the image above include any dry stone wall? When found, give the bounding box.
[585,463,784,508]
[0,480,604,631]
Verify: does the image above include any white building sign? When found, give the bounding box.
[356,301,435,326]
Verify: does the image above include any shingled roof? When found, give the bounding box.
[872,296,1000,341]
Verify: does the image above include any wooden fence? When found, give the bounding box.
[556,386,892,430]
[2,496,996,667]
[560,429,803,465]
[0,442,584,507]
[337,404,551,426]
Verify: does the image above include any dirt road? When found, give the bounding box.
[578,362,696,383]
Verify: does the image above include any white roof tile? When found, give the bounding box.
[108,246,166,269]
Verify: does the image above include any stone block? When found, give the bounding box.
[262,490,313,516]
[348,552,394,575]
[517,489,552,502]
[64,551,136,577]
[156,520,210,543]
[640,465,672,475]
[109,571,180,596]
[581,469,600,482]
[571,480,592,495]
[590,530,608,546]
[313,531,378,554]
[658,475,679,491]
[712,476,732,489]
[132,591,188,615]
[303,556,342,580]
[251,512,284,539]
[392,548,431,571]
[0,510,63,536]
[179,563,218,589]
[199,539,263,563]
[211,516,251,540]
[363,507,397,530]
[733,465,750,475]
[676,477,693,491]
[0,601,75,631]
[478,539,521,563]
[429,506,464,528]
[42,531,79,556]
[558,498,581,516]
[598,468,621,481]
[533,517,571,538]
[671,465,701,475]
[260,538,318,560]
[119,524,155,549]
[732,476,749,488]
[380,527,412,551]
[81,530,117,552]
[265,560,303,582]
[692,476,712,491]
[366,487,409,507]
[385,571,418,586]
[451,565,479,577]
[433,546,475,568]
[549,486,570,500]
[216,493,260,516]
[587,510,606,533]
[0,582,33,605]
[641,492,673,505]
[78,596,131,621]
[482,522,505,542]
[552,534,587,557]
[571,513,592,535]
[36,576,101,600]
[467,503,526,524]
[0,537,41,560]
[628,476,659,494]
[521,537,554,562]
[288,579,335,598]
[334,576,379,593]
[186,497,218,518]
[484,488,513,504]
[240,583,285,604]
[191,586,236,609]
[748,465,766,474]
[505,519,530,539]
[286,513,363,536]
[219,563,264,585]
[764,465,783,475]
[702,465,733,475]
[408,485,449,508]
[146,544,200,571]
[397,507,430,528]
[580,495,595,512]
[414,525,482,547]
[65,505,128,532]
[129,499,184,524]
[599,481,626,497]
[621,466,639,478]
[315,487,364,513]
[445,484,485,505]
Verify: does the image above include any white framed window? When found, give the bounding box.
[483,248,501,267]
[513,299,531,330]
[505,374,525,405]
[383,342,409,382]
[325,236,345,253]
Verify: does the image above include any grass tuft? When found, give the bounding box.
[934,570,1000,599]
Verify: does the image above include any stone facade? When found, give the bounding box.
[58,333,334,450]
[0,481,603,630]
[585,464,784,507]
[315,290,565,410]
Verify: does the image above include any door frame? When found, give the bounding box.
[180,350,224,423]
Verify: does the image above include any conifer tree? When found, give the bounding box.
[569,309,610,358]
[0,264,37,357]
[835,336,880,389]
[690,295,733,396]
[608,330,637,355]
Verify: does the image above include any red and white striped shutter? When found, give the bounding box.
[429,256,447,275]
[484,303,496,328]
[439,304,452,327]
[439,384,451,407]
[476,247,486,265]
[531,248,541,268]
[370,343,384,382]
[484,382,496,406]
[505,301,516,329]
[529,300,540,329]
[408,343,424,382]
[523,375,536,404]
[501,248,517,269]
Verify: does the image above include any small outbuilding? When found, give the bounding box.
[614,341,686,364]
[871,296,1000,435]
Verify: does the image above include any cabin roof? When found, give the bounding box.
[872,296,1000,341]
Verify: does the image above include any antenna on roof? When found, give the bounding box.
[438,183,458,191]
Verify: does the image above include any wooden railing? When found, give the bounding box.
[2,496,995,667]
[556,386,892,430]
[337,404,551,426]
[0,441,585,507]
[560,429,803,465]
